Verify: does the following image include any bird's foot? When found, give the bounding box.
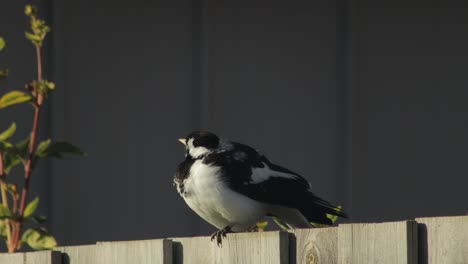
[210,226,232,247]
[247,225,258,232]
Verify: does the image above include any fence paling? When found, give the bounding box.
[338,221,418,264]
[171,230,289,264]
[291,226,337,264]
[417,216,468,264]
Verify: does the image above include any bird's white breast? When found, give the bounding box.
[182,159,265,231]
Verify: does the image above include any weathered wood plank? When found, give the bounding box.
[96,239,172,264]
[55,244,97,264]
[338,221,417,264]
[291,227,338,264]
[417,215,468,264]
[24,251,61,264]
[0,252,24,264]
[172,231,289,264]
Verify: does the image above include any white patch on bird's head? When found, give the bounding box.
[185,138,234,158]
[187,138,212,158]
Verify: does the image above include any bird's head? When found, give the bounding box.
[179,131,220,158]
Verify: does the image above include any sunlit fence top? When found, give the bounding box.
[0,215,466,264]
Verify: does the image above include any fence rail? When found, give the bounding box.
[1,215,466,264]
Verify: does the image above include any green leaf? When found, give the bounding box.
[0,220,7,238]
[0,123,16,142]
[0,141,13,151]
[1,136,30,174]
[46,82,55,90]
[25,5,35,16]
[0,91,32,109]
[272,217,290,230]
[39,141,86,158]
[0,37,5,51]
[24,197,39,218]
[24,32,41,45]
[5,184,18,198]
[3,153,22,174]
[35,139,51,157]
[16,136,31,157]
[31,215,47,224]
[0,68,9,79]
[0,204,12,219]
[21,228,57,250]
[37,80,55,96]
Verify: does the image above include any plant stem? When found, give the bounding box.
[35,46,44,105]
[11,45,44,251]
[20,106,41,214]
[0,151,14,252]
[0,151,9,207]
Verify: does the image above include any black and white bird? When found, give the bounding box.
[174,131,345,246]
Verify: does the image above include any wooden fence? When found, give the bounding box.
[0,215,466,264]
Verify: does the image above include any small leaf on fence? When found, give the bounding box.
[273,217,290,230]
[0,37,5,51]
[0,122,16,142]
[0,90,32,109]
[256,220,268,231]
[256,220,268,228]
[21,228,57,250]
[24,197,39,218]
[0,204,12,219]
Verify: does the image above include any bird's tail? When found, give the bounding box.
[298,194,347,226]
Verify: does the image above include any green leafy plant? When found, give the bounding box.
[0,5,85,253]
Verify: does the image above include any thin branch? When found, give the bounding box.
[11,45,43,251]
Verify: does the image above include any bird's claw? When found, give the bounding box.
[247,225,258,232]
[210,226,232,247]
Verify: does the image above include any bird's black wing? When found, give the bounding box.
[203,142,345,225]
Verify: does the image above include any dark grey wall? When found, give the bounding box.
[1,0,467,247]
[348,0,468,221]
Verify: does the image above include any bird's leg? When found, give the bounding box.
[210,226,232,247]
[247,224,258,232]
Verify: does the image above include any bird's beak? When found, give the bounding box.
[178,138,186,146]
